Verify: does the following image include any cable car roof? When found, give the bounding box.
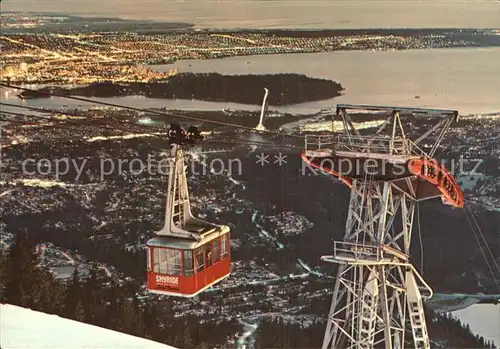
[147,225,229,250]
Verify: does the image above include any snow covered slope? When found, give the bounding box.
[1,304,178,349]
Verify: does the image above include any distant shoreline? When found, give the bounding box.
[3,13,499,85]
[3,1,500,30]
[17,73,344,106]
[2,12,499,37]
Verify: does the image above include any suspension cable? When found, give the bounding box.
[464,207,500,292]
[1,102,171,132]
[0,83,308,140]
[0,108,122,131]
[1,114,300,151]
[466,205,500,274]
[417,201,424,275]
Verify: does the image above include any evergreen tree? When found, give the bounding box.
[82,264,102,325]
[5,231,41,308]
[64,267,85,321]
[183,321,194,348]
[143,302,161,340]
[36,268,65,314]
[72,299,86,322]
[107,278,122,331]
[131,294,145,337]
[119,297,137,335]
[195,342,209,349]
[0,250,7,302]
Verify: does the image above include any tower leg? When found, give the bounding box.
[322,181,431,349]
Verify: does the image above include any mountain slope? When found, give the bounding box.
[0,303,178,349]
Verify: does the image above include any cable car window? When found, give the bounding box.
[221,234,228,258]
[165,249,182,275]
[184,250,194,277]
[213,238,220,263]
[205,242,213,267]
[153,248,160,273]
[158,248,169,273]
[154,248,181,275]
[195,247,204,272]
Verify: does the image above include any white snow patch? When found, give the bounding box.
[452,303,500,347]
[1,304,177,349]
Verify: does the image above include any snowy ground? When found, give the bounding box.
[452,303,500,348]
[0,304,177,349]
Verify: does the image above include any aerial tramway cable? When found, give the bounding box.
[466,205,500,274]
[0,105,302,151]
[1,101,176,134]
[417,201,425,275]
[0,83,308,140]
[0,115,49,126]
[1,116,296,151]
[0,107,122,131]
[463,206,500,292]
[465,205,500,276]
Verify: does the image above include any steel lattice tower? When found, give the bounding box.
[302,104,464,349]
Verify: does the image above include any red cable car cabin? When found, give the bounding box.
[146,143,231,297]
[146,227,230,297]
